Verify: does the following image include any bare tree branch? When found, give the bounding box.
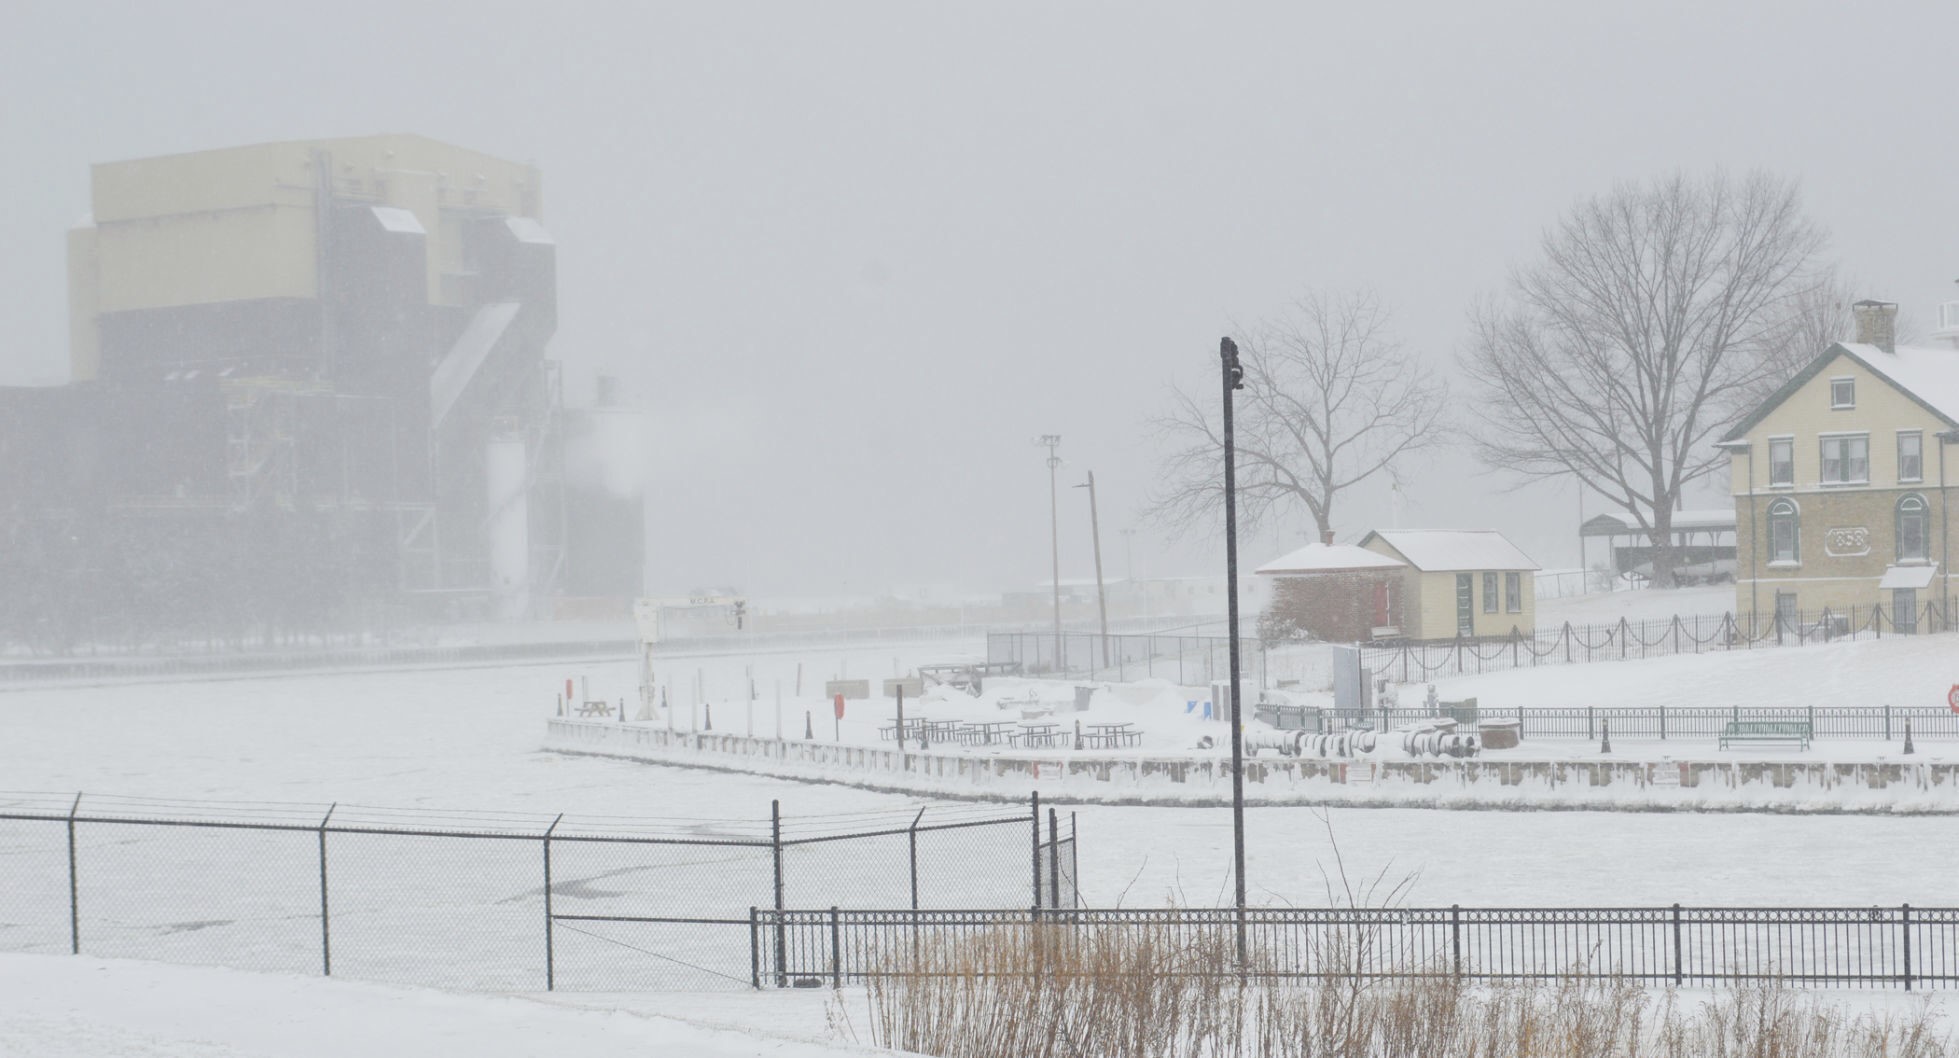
[1147,290,1447,540]
[1462,171,1828,587]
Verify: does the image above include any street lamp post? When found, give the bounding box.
[1039,435,1063,674]
[1074,471,1110,668]
[1218,336,1248,970]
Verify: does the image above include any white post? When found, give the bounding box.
[774,681,783,741]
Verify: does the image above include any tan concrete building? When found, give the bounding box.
[1356,530,1539,640]
[1718,302,1959,632]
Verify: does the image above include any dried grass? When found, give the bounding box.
[830,924,1951,1058]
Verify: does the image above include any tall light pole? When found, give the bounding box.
[1038,435,1063,673]
[1074,471,1110,667]
[1218,336,1248,970]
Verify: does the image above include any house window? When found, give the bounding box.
[1504,572,1522,613]
[1768,437,1794,487]
[1830,377,1855,409]
[1768,498,1799,564]
[1482,572,1497,614]
[1898,431,1923,483]
[1818,434,1868,485]
[1897,494,1929,563]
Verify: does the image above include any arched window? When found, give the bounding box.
[1768,499,1799,564]
[1897,494,1929,562]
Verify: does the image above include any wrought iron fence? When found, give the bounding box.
[0,790,1065,991]
[1256,703,1959,741]
[988,631,1314,686]
[754,904,1959,990]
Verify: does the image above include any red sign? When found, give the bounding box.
[1949,684,1959,715]
[834,693,846,720]
[565,678,574,702]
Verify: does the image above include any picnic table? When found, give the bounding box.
[919,719,963,744]
[1081,721,1143,749]
[1019,722,1063,749]
[575,699,614,718]
[961,720,1019,746]
[878,717,925,741]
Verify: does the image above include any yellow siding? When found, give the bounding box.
[94,206,317,311]
[79,134,543,317]
[1360,535,1535,639]
[1735,357,1948,491]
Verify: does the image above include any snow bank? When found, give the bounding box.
[0,953,882,1058]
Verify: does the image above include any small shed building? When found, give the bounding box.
[1358,530,1541,640]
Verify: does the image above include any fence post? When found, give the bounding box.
[1587,706,1594,741]
[1030,791,1043,911]
[750,907,762,990]
[1048,808,1062,911]
[542,812,562,990]
[830,906,842,989]
[319,803,337,977]
[67,792,81,955]
[772,800,786,987]
[1451,904,1462,979]
[1659,705,1666,741]
[908,807,925,911]
[1903,903,1914,991]
[1886,705,1893,742]
[1671,904,1684,986]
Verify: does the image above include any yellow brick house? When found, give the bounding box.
[1716,302,1959,633]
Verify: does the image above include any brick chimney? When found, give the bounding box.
[1321,530,1335,545]
[1853,299,1898,354]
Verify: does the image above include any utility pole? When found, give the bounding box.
[1218,337,1248,971]
[1038,435,1063,673]
[1075,471,1110,667]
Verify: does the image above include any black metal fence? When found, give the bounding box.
[1362,600,1957,682]
[0,791,1066,991]
[755,905,1959,990]
[1255,703,1959,742]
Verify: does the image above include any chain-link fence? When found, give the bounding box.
[0,790,1069,992]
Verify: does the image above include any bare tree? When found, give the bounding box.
[1463,171,1827,587]
[1149,290,1446,540]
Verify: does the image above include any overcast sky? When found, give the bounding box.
[5,1,1957,599]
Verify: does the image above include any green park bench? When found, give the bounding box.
[1718,719,1812,751]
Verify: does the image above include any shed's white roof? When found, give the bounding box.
[1366,530,1540,572]
[1841,343,1959,424]
[1581,510,1735,536]
[1255,542,1408,576]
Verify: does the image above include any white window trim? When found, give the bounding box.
[1897,429,1925,484]
[1816,431,1870,487]
[1766,497,1801,566]
[1829,376,1856,409]
[1766,434,1796,488]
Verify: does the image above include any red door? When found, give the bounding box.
[1372,582,1391,628]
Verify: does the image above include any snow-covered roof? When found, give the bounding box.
[1839,342,1959,425]
[1580,510,1735,537]
[1255,542,1408,577]
[1363,530,1540,572]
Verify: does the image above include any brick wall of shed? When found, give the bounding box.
[1264,571,1396,642]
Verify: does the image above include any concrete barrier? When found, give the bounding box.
[824,679,871,700]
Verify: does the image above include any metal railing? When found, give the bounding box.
[753,904,1958,990]
[1255,703,1959,741]
[0,791,1060,991]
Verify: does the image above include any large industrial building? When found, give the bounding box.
[0,134,644,650]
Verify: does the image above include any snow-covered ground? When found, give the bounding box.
[1536,584,1734,626]
[0,954,869,1057]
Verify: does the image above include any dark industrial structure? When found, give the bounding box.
[0,135,643,651]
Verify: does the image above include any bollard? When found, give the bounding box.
[617,698,624,724]
[556,693,563,718]
[1600,719,1611,754]
[805,711,814,740]
[704,702,713,731]
[1904,718,1916,756]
